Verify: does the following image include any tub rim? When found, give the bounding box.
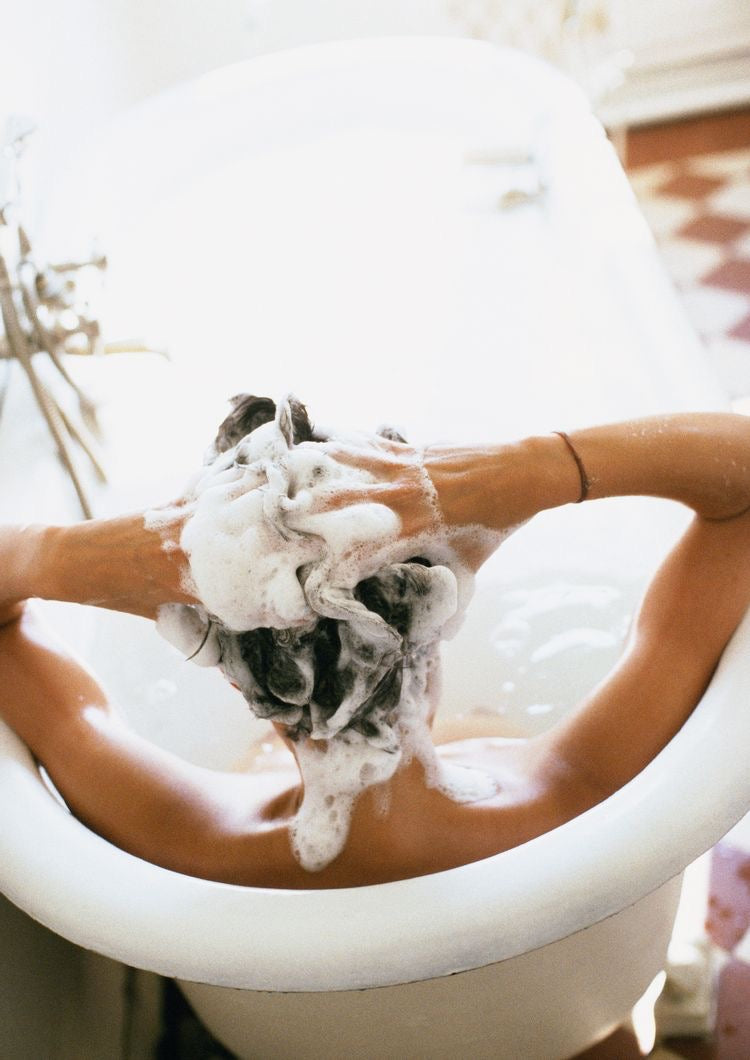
[2,603,749,991]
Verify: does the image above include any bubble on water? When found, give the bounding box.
[526,703,554,716]
[145,678,178,705]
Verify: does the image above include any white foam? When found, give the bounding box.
[291,640,479,873]
[433,760,498,803]
[156,604,222,667]
[150,397,507,872]
[176,410,405,632]
[292,734,401,871]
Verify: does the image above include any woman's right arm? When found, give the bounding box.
[315,413,750,571]
[424,412,750,534]
[561,412,750,519]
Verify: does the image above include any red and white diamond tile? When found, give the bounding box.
[628,147,750,403]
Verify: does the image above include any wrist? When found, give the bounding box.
[423,435,578,531]
[26,524,67,602]
[0,524,52,605]
[421,445,483,529]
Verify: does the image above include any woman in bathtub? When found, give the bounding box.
[1,402,750,888]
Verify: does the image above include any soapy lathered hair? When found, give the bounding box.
[208,393,324,456]
[210,395,435,748]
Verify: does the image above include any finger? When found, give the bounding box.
[318,445,402,480]
[286,481,393,517]
[319,433,409,459]
[316,444,381,469]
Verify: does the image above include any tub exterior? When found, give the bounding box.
[180,876,682,1060]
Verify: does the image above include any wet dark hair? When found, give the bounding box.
[208,393,325,455]
[209,395,440,747]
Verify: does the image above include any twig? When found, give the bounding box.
[53,396,107,484]
[0,251,94,518]
[17,261,101,434]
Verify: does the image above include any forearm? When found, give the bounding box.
[423,413,750,533]
[40,514,195,617]
[0,608,110,754]
[422,434,582,533]
[566,413,750,519]
[0,513,196,620]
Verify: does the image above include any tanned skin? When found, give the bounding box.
[2,413,750,888]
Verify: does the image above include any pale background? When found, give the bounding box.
[2,0,750,213]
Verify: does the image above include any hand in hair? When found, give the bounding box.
[298,433,444,547]
[295,432,539,572]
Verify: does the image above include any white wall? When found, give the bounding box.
[612,0,750,68]
[605,0,750,125]
[0,894,161,1059]
[0,2,441,234]
[2,0,750,196]
[0,0,262,215]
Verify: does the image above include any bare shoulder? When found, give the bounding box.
[434,729,590,814]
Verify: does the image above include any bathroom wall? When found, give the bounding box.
[0,0,255,220]
[0,894,161,1058]
[0,895,85,1058]
[604,0,750,125]
[3,0,749,221]
[0,1,452,202]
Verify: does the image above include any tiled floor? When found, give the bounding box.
[626,114,750,404]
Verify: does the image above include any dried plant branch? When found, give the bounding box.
[52,395,108,485]
[0,253,94,518]
[2,124,165,518]
[17,261,101,434]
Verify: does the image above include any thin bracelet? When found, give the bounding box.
[552,430,590,503]
[705,499,750,522]
[185,618,213,662]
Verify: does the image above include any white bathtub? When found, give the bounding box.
[3,37,750,1059]
[4,590,750,1058]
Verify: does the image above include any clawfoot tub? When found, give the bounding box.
[3,37,750,1060]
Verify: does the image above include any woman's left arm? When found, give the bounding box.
[0,514,253,880]
[0,512,197,621]
[0,602,251,880]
